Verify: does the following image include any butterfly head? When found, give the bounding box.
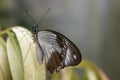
[32,25,39,35]
[32,25,39,41]
[25,8,51,37]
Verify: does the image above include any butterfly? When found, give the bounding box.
[25,8,82,73]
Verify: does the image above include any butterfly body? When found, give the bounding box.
[33,27,82,73]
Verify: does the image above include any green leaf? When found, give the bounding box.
[11,26,46,80]
[76,60,109,80]
[7,30,24,80]
[0,37,12,80]
[51,72,61,80]
[61,68,79,80]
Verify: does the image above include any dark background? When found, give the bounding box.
[0,0,120,80]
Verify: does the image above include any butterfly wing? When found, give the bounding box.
[36,43,43,64]
[37,30,82,73]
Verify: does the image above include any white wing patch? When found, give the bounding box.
[73,55,77,59]
[37,31,63,62]
[64,48,71,65]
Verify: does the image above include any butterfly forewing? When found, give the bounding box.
[37,30,82,73]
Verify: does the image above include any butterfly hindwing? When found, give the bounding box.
[37,30,82,73]
[36,43,43,64]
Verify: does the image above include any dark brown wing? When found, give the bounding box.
[37,30,82,73]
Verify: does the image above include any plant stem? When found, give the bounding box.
[0,28,10,36]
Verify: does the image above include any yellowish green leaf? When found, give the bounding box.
[76,60,109,80]
[7,30,24,80]
[51,72,61,80]
[11,26,46,80]
[61,67,79,80]
[0,37,12,80]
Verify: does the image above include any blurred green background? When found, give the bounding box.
[0,0,120,80]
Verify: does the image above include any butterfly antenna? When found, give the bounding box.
[37,8,51,25]
[25,9,37,25]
